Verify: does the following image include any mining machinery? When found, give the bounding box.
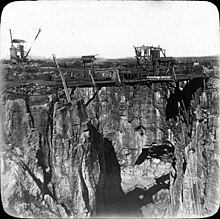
[9,28,41,64]
[134,45,177,69]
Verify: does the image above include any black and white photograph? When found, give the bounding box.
[0,1,219,218]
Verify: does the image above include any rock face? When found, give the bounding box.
[1,78,219,217]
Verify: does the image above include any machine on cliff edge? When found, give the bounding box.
[9,28,41,64]
[133,45,177,69]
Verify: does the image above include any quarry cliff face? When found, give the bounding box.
[1,78,219,217]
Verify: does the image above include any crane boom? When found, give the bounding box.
[24,28,41,59]
[9,29,13,46]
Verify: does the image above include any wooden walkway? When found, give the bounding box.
[58,73,210,87]
[5,73,214,89]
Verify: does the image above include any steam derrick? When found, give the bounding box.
[9,28,41,64]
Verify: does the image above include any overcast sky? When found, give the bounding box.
[0,1,219,59]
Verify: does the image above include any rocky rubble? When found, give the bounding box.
[1,77,219,217]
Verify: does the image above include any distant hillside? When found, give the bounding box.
[175,55,219,62]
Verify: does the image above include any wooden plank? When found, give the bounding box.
[88,70,96,86]
[4,73,211,90]
[116,68,122,83]
[52,54,71,102]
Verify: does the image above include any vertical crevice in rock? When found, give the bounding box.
[45,97,56,197]
[86,122,124,216]
[24,96,35,128]
[166,78,204,122]
[166,77,219,217]
[182,156,187,175]
[78,146,91,214]
[102,137,124,214]
[36,132,57,202]
[60,203,71,216]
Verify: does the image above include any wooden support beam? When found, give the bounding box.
[52,54,71,103]
[116,68,122,83]
[89,70,96,86]
[172,67,177,81]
